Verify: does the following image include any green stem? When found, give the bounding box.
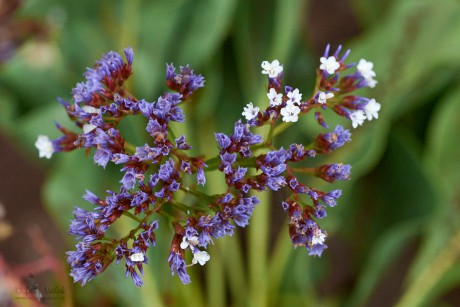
[122,210,142,223]
[180,186,217,204]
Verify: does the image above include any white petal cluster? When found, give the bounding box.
[280,102,300,123]
[287,88,302,104]
[317,91,334,104]
[364,98,381,120]
[319,56,340,74]
[180,236,199,250]
[357,59,377,88]
[242,102,260,121]
[192,251,210,266]
[350,110,366,129]
[130,252,145,262]
[35,135,54,159]
[261,60,283,78]
[267,88,283,107]
[311,229,327,245]
[81,105,101,114]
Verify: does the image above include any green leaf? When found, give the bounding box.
[345,221,421,307]
[176,0,238,68]
[425,84,460,200]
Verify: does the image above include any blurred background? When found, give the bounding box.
[1,0,460,306]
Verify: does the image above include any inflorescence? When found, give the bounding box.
[35,45,380,286]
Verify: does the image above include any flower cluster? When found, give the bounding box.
[36,44,380,287]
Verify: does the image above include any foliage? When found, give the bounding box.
[1,0,460,306]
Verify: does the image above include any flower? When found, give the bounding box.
[287,88,302,104]
[280,102,300,122]
[192,251,210,266]
[180,236,199,250]
[130,252,145,262]
[261,60,283,78]
[364,98,381,120]
[35,135,54,159]
[267,88,283,107]
[319,56,340,74]
[350,110,366,128]
[357,59,376,79]
[316,91,334,104]
[311,229,327,245]
[357,59,377,88]
[242,102,260,121]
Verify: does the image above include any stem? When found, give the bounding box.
[124,141,137,154]
[180,186,217,204]
[122,210,143,223]
[290,167,317,175]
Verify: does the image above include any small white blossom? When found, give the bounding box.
[319,56,340,74]
[280,102,300,123]
[261,60,283,78]
[83,124,97,134]
[357,59,376,79]
[192,251,210,266]
[35,135,54,159]
[317,91,334,104]
[130,252,145,262]
[81,105,101,114]
[287,88,302,105]
[364,98,381,120]
[312,229,327,245]
[180,236,199,250]
[242,102,260,121]
[267,88,283,107]
[357,59,377,88]
[350,110,366,128]
[367,78,378,88]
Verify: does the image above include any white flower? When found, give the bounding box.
[192,251,210,266]
[287,88,302,104]
[317,91,334,104]
[357,59,377,88]
[311,229,327,245]
[35,135,54,159]
[242,102,260,121]
[319,56,340,74]
[357,59,376,79]
[130,252,145,262]
[267,88,283,107]
[280,102,300,122]
[350,110,366,128]
[367,78,378,88]
[364,98,381,120]
[83,124,97,134]
[81,105,101,114]
[261,60,283,78]
[180,236,199,250]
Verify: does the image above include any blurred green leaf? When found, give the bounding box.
[346,221,421,307]
[176,0,237,67]
[425,84,460,201]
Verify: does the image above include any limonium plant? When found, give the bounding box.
[35,45,380,287]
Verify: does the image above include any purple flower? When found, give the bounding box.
[308,244,327,257]
[231,196,260,227]
[215,132,231,149]
[196,167,206,185]
[168,252,191,285]
[176,135,191,150]
[124,47,134,65]
[317,163,351,182]
[316,125,351,154]
[166,64,205,98]
[69,207,107,239]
